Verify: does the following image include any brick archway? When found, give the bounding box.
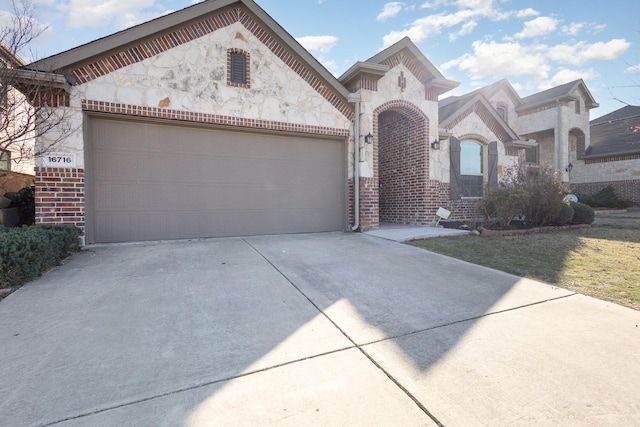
[367,100,430,227]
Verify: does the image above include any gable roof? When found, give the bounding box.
[24,0,350,108]
[439,79,521,121]
[520,79,598,111]
[586,105,640,158]
[0,42,26,68]
[590,105,640,125]
[341,37,458,97]
[439,92,522,143]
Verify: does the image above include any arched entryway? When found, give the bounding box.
[374,101,430,225]
[569,127,586,161]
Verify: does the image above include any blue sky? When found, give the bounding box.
[2,0,640,118]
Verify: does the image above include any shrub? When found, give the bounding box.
[500,164,568,227]
[577,185,635,209]
[555,203,575,225]
[570,202,595,225]
[479,186,529,227]
[0,225,81,288]
[15,186,35,225]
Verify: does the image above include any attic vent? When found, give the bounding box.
[227,49,250,88]
[230,54,246,83]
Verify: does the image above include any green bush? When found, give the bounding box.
[15,186,35,225]
[570,202,595,225]
[0,225,81,288]
[499,164,568,227]
[555,203,575,225]
[479,186,529,227]
[577,185,635,209]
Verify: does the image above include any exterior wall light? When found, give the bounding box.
[431,139,440,150]
[364,133,373,144]
[566,163,573,173]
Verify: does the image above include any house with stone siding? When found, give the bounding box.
[569,105,640,205]
[16,0,602,244]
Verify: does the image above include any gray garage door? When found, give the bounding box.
[87,116,346,243]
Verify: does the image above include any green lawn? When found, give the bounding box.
[408,210,640,310]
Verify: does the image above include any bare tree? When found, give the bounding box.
[1,0,75,176]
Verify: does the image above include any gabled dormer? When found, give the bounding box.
[519,79,598,117]
[339,37,458,101]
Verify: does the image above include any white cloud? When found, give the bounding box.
[448,20,477,41]
[455,0,493,13]
[515,8,539,18]
[515,16,559,39]
[296,35,338,53]
[382,8,482,47]
[66,0,159,29]
[547,39,631,65]
[377,2,404,22]
[420,0,449,9]
[625,64,640,74]
[562,22,584,36]
[441,40,551,82]
[540,68,599,90]
[441,36,630,88]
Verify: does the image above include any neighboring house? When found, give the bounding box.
[0,43,35,192]
[20,0,601,244]
[569,105,640,205]
[438,78,598,216]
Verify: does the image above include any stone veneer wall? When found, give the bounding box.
[571,180,640,206]
[35,167,85,232]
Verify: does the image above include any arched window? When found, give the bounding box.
[460,140,483,197]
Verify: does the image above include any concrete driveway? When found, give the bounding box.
[0,232,638,426]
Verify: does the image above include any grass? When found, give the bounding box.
[408,210,640,310]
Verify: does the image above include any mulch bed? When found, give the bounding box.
[480,224,591,237]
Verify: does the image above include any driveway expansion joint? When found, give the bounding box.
[242,238,446,427]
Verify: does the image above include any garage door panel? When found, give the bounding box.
[89,117,345,242]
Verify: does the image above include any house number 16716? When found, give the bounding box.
[43,153,77,168]
[47,156,72,164]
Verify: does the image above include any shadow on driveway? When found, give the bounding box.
[0,232,638,426]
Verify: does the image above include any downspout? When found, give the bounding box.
[348,93,361,231]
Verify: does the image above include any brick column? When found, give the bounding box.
[35,167,85,233]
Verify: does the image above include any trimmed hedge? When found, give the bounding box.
[570,202,595,225]
[577,185,635,209]
[555,203,575,225]
[0,225,81,288]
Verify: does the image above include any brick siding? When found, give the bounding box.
[378,110,430,224]
[34,167,85,233]
[359,177,379,230]
[571,179,640,206]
